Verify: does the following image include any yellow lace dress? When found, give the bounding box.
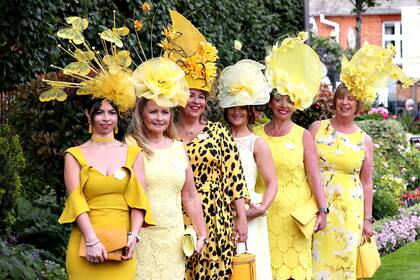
[254,124,312,280]
[133,140,188,280]
[312,119,365,280]
[58,145,154,280]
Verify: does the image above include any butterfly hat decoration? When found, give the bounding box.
[40,12,136,112]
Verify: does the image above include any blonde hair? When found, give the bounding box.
[126,98,178,157]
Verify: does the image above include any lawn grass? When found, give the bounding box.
[372,240,420,280]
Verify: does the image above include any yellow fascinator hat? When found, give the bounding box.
[265,32,322,111]
[218,59,271,108]
[159,10,218,92]
[131,57,189,107]
[340,43,414,104]
[40,16,136,112]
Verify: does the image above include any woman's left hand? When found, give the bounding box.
[314,212,327,232]
[195,239,205,254]
[121,234,138,260]
[363,220,373,238]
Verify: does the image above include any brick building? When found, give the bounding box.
[310,0,420,114]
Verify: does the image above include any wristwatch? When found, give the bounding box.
[319,207,329,214]
[198,236,209,244]
[364,216,375,224]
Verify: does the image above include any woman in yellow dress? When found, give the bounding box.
[40,16,155,279]
[255,33,327,279]
[58,99,154,279]
[310,44,413,279]
[125,58,207,280]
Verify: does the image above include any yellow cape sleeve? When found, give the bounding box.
[58,186,90,224]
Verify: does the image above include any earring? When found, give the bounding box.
[114,126,118,134]
[88,120,93,134]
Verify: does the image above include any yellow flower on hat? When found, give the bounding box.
[131,57,189,108]
[160,10,219,92]
[265,32,322,111]
[340,43,415,104]
[218,59,271,108]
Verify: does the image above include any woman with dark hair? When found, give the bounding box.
[126,57,206,280]
[161,11,249,279]
[59,98,154,279]
[219,59,277,280]
[255,33,328,279]
[311,44,413,279]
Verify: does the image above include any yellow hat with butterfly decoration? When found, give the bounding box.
[40,14,136,112]
[340,43,415,104]
[158,10,218,93]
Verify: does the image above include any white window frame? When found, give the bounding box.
[382,21,403,64]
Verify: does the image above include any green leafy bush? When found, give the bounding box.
[0,239,66,280]
[0,125,26,237]
[373,188,399,220]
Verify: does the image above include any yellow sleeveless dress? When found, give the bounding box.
[58,145,154,280]
[254,124,312,280]
[133,140,188,280]
[312,119,365,280]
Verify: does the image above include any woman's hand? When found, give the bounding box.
[246,201,266,220]
[234,216,248,242]
[363,220,373,238]
[121,234,138,260]
[195,239,205,254]
[86,241,108,263]
[314,212,327,232]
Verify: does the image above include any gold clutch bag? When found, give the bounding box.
[182,225,197,257]
[290,195,318,239]
[79,228,127,261]
[356,235,381,279]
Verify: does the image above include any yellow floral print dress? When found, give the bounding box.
[312,119,366,280]
[254,124,312,280]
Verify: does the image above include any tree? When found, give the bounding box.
[349,0,380,49]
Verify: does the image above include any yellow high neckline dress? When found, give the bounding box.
[255,123,312,280]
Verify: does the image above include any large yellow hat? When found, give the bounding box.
[218,59,271,108]
[159,10,218,92]
[340,43,414,104]
[265,32,322,111]
[40,16,136,112]
[131,57,189,108]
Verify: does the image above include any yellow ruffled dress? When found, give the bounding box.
[255,124,312,280]
[58,145,154,280]
[312,119,365,279]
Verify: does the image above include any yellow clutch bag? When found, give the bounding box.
[356,235,381,279]
[79,228,127,261]
[182,225,197,257]
[290,196,318,239]
[231,243,256,280]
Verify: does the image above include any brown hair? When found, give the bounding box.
[333,84,364,114]
[126,98,177,157]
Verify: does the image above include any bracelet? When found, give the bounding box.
[197,236,209,244]
[85,239,100,247]
[128,231,141,242]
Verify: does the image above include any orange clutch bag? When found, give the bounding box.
[79,228,127,261]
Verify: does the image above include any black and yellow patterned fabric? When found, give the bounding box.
[184,121,248,280]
